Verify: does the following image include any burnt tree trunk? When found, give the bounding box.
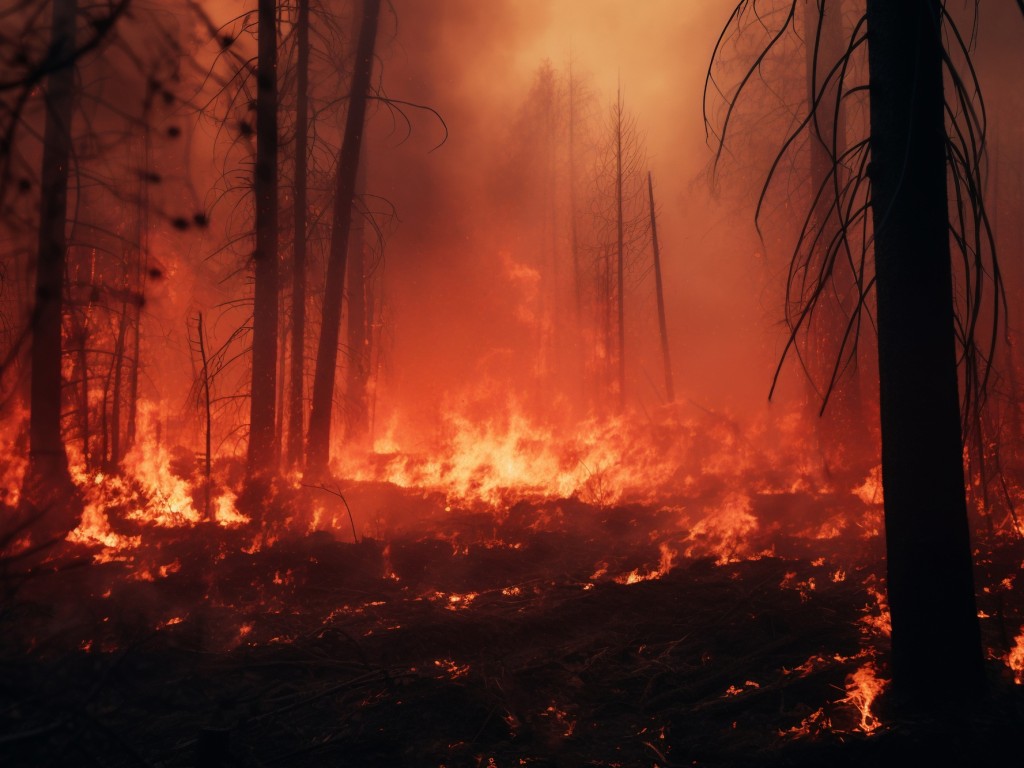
[866,0,984,704]
[306,0,380,477]
[286,0,310,469]
[344,154,370,442]
[614,88,626,412]
[647,172,674,403]
[247,0,281,477]
[22,0,77,521]
[126,134,148,453]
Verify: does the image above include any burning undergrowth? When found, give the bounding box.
[2,406,1024,766]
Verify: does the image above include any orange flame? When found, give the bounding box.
[840,662,887,733]
[1007,627,1024,684]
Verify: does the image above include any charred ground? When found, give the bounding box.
[3,482,1024,767]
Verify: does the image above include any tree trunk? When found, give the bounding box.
[866,0,984,704]
[246,0,281,478]
[344,154,370,442]
[647,172,674,403]
[23,0,77,516]
[197,313,212,520]
[126,135,148,453]
[614,89,626,412]
[109,301,127,469]
[286,0,310,469]
[305,0,380,477]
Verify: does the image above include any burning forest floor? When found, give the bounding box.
[4,474,1024,766]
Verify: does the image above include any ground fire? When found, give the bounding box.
[2,1,1024,767]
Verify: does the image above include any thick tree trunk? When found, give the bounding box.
[247,0,281,477]
[286,0,310,469]
[305,0,380,477]
[22,0,77,521]
[866,0,984,704]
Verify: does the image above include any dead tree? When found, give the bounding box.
[22,0,77,521]
[286,0,311,469]
[344,154,370,442]
[647,171,674,403]
[247,0,281,478]
[707,0,1000,705]
[305,0,380,477]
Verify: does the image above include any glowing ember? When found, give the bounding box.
[434,659,471,679]
[779,571,815,601]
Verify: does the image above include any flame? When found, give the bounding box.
[122,438,199,527]
[853,466,883,505]
[840,663,887,733]
[614,541,676,584]
[334,399,853,512]
[684,493,758,564]
[1007,627,1024,684]
[780,571,816,601]
[0,407,28,508]
[860,579,891,638]
[67,496,141,559]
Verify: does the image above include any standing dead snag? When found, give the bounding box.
[706,0,1003,706]
[865,0,984,705]
[306,0,381,478]
[286,0,310,470]
[22,0,77,525]
[247,0,281,479]
[647,171,674,404]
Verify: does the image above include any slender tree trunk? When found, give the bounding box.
[110,305,126,468]
[344,154,369,442]
[866,0,984,704]
[126,135,148,453]
[197,313,212,520]
[614,89,626,411]
[305,0,380,477]
[286,0,310,469]
[23,0,77,512]
[568,62,582,328]
[647,172,674,403]
[247,0,281,477]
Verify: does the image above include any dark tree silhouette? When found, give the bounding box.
[865,0,984,705]
[247,0,281,477]
[344,154,371,443]
[286,0,311,469]
[306,0,380,477]
[706,0,1005,706]
[23,0,77,523]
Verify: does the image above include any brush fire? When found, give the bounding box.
[2,1,1024,766]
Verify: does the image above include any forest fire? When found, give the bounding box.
[3,0,1024,766]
